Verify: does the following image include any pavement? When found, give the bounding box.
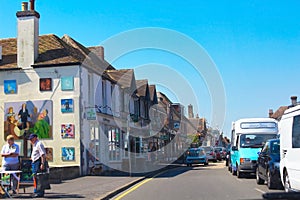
[12,163,181,199]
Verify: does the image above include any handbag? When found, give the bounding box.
[36,172,51,190]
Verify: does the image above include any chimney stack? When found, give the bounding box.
[30,0,35,11]
[16,1,40,69]
[98,46,104,60]
[188,104,194,118]
[291,96,298,106]
[269,109,274,118]
[22,2,28,11]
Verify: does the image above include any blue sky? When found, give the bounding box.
[1,0,300,136]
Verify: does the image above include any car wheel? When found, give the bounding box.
[267,170,277,189]
[228,164,231,172]
[204,162,208,166]
[237,166,243,178]
[256,168,264,185]
[284,171,291,192]
[232,165,237,176]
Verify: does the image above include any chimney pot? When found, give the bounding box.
[291,96,298,106]
[269,109,274,118]
[22,2,28,11]
[30,0,35,11]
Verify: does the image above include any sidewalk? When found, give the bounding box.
[13,176,144,199]
[13,163,181,199]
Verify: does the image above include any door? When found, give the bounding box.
[260,142,270,178]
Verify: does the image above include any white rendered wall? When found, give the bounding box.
[0,65,81,167]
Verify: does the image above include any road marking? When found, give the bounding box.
[114,171,166,200]
[255,188,265,194]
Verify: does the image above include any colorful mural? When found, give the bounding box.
[3,100,53,139]
[62,147,75,161]
[61,124,75,138]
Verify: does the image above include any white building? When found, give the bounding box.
[0,2,129,177]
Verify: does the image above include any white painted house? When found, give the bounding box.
[0,2,127,177]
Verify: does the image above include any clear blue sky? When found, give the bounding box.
[1,0,300,136]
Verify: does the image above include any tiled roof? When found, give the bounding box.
[105,69,136,91]
[149,85,158,104]
[271,106,288,120]
[0,34,114,73]
[136,79,148,97]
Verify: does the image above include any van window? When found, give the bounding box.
[292,115,300,148]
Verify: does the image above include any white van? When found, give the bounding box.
[280,105,300,192]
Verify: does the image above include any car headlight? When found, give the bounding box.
[240,158,251,164]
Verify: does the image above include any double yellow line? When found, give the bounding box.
[114,171,166,200]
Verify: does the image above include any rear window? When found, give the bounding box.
[202,147,211,152]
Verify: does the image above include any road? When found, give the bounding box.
[113,161,283,200]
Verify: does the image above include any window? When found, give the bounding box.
[292,115,300,148]
[88,74,94,106]
[120,90,124,112]
[102,80,106,113]
[108,127,121,161]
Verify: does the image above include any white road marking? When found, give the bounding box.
[255,188,265,194]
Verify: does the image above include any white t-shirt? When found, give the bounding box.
[31,140,46,162]
[1,143,20,165]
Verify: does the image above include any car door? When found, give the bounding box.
[258,142,268,178]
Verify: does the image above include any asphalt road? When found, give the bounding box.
[113,161,283,200]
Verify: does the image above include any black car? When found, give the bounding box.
[256,139,283,189]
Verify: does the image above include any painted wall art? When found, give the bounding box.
[3,100,53,139]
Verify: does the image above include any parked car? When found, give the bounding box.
[213,147,222,161]
[185,147,208,167]
[256,139,283,189]
[202,146,217,162]
[214,147,226,160]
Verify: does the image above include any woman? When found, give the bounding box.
[1,135,20,194]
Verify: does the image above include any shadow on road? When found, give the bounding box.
[14,192,85,199]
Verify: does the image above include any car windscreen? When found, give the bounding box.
[240,134,277,148]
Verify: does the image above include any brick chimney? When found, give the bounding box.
[16,1,40,69]
[291,96,297,106]
[188,104,194,118]
[268,109,274,118]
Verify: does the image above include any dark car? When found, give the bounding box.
[202,146,217,162]
[213,147,223,161]
[214,147,226,160]
[256,139,283,189]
